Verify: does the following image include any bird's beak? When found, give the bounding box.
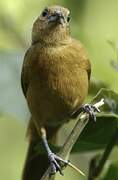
[48,11,65,25]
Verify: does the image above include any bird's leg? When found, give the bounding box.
[71,104,100,121]
[41,127,68,176]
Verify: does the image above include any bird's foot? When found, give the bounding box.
[72,104,100,121]
[48,152,68,175]
[82,104,100,121]
[41,127,68,176]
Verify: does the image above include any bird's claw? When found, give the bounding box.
[48,153,68,175]
[82,104,100,121]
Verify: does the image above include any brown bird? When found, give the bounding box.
[21,5,91,180]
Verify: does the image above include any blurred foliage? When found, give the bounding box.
[0,0,118,180]
[107,40,118,71]
[89,78,109,96]
[0,114,27,180]
[0,52,29,120]
[102,162,118,180]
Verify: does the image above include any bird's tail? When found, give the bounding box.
[22,119,60,180]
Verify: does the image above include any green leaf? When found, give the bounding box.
[72,114,118,152]
[102,162,118,180]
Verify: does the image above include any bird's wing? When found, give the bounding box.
[86,57,91,81]
[21,48,31,97]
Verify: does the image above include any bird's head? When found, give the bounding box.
[32,5,71,46]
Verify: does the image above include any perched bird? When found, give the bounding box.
[21,5,91,180]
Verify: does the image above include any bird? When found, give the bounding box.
[21,5,91,180]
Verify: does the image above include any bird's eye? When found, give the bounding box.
[67,16,70,22]
[42,9,48,17]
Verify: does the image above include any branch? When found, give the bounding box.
[41,99,105,180]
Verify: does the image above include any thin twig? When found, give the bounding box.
[68,162,85,176]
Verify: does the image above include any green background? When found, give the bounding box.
[0,0,118,179]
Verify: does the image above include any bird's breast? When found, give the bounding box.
[27,44,89,125]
